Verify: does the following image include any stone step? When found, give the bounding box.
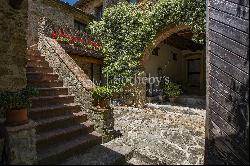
[31,95,75,108]
[37,131,102,165]
[176,95,206,109]
[26,66,53,73]
[27,60,49,68]
[28,80,63,88]
[62,138,134,165]
[36,121,95,150]
[36,112,88,134]
[27,72,59,82]
[27,54,45,61]
[29,103,81,120]
[27,48,40,56]
[35,87,68,97]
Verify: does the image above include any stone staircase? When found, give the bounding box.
[26,49,102,165]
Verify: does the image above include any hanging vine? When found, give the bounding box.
[88,0,206,91]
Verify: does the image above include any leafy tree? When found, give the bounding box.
[88,0,205,91]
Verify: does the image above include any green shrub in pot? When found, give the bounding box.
[0,87,39,126]
[92,86,113,108]
[163,82,182,103]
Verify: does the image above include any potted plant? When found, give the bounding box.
[92,86,113,109]
[163,82,182,103]
[0,87,38,126]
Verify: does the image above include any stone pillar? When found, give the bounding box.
[0,0,28,91]
[133,70,147,108]
[5,121,37,165]
[91,107,115,143]
[0,136,4,163]
[122,69,147,108]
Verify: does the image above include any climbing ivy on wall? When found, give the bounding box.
[88,0,206,91]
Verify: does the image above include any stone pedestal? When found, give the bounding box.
[122,71,147,108]
[0,137,4,163]
[5,121,37,165]
[91,107,115,143]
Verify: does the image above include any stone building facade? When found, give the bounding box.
[70,54,104,85]
[0,1,37,165]
[0,0,28,91]
[28,0,103,85]
[28,0,94,47]
[75,0,144,18]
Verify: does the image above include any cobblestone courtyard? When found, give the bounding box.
[113,105,206,165]
[63,104,206,165]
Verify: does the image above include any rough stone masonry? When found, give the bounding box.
[0,0,28,91]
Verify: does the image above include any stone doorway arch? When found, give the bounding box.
[140,24,205,104]
[141,24,190,65]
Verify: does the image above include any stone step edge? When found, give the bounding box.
[28,79,62,83]
[37,121,94,144]
[36,112,87,127]
[37,131,102,163]
[31,95,74,100]
[36,87,68,91]
[30,103,80,113]
[26,72,57,75]
[62,138,134,165]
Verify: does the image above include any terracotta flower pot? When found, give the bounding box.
[5,108,29,126]
[169,97,177,103]
[99,99,110,109]
[94,99,110,109]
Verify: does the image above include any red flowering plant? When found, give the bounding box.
[51,29,70,44]
[50,29,102,52]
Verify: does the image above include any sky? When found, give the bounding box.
[62,0,78,5]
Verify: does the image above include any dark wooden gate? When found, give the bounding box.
[206,0,249,164]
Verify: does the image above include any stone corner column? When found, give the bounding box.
[134,70,147,108]
[91,106,115,143]
[123,69,147,108]
[5,121,37,165]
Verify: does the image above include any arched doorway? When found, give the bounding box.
[141,24,205,104]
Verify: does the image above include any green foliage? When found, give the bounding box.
[163,82,182,98]
[0,87,39,111]
[57,36,70,44]
[88,0,205,90]
[92,86,113,101]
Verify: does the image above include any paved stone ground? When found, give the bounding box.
[113,105,206,165]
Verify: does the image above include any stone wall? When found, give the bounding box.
[0,0,28,91]
[0,136,4,164]
[81,64,92,80]
[91,107,115,143]
[28,0,75,47]
[79,0,104,16]
[93,64,102,85]
[69,54,103,85]
[38,36,96,114]
[28,0,92,47]
[120,71,147,108]
[77,0,127,16]
[5,121,37,165]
